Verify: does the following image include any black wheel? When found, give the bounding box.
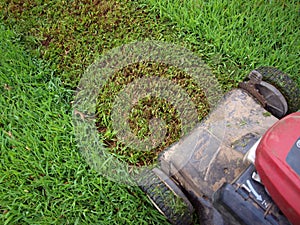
[253,67,300,118]
[137,168,194,225]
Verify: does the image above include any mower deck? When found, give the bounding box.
[158,88,278,224]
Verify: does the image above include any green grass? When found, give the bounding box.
[0,1,206,167]
[142,0,300,84]
[0,0,182,87]
[0,0,299,224]
[0,26,168,224]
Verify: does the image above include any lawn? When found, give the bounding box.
[143,0,299,83]
[0,0,299,224]
[0,26,170,224]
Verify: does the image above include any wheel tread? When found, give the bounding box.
[138,169,194,225]
[256,66,300,114]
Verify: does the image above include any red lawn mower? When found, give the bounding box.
[138,67,300,225]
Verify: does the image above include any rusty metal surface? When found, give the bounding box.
[159,89,278,200]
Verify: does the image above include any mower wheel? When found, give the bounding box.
[254,66,300,118]
[137,168,194,225]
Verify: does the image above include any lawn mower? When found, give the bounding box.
[138,67,300,225]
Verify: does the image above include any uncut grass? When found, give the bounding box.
[0,26,168,224]
[142,0,300,85]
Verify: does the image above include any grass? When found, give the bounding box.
[0,0,299,224]
[142,0,300,84]
[0,0,208,166]
[0,0,181,87]
[0,26,168,224]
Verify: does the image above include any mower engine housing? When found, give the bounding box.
[256,112,300,225]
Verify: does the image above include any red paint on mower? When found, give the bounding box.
[256,112,300,225]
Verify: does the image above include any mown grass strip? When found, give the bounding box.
[0,0,181,87]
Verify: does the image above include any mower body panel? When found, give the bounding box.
[256,112,300,225]
[158,89,278,224]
